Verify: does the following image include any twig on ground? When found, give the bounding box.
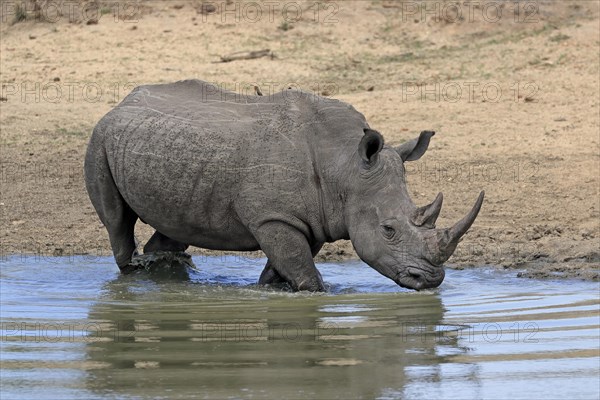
[215,49,274,63]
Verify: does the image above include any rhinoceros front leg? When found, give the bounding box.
[254,222,325,292]
[259,242,323,287]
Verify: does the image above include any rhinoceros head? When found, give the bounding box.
[344,129,484,290]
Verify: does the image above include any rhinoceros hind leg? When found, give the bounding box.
[144,231,189,254]
[84,146,138,272]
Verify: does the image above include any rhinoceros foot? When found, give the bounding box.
[122,251,195,280]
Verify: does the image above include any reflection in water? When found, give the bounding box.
[85,269,451,399]
[0,256,598,399]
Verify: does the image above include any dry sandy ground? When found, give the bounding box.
[1,0,598,281]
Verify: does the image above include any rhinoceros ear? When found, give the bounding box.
[396,130,435,162]
[359,128,384,166]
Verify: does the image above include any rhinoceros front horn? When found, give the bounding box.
[433,191,485,264]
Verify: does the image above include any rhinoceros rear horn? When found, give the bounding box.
[412,192,443,228]
[435,191,485,263]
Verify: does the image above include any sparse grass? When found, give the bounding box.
[13,4,27,24]
[484,24,555,46]
[549,33,570,43]
[409,40,428,50]
[556,53,568,65]
[380,52,416,63]
[240,36,268,48]
[57,127,87,137]
[278,21,293,31]
[337,19,571,87]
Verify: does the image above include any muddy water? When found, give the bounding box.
[1,256,598,399]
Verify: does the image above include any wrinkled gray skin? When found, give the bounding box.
[84,80,484,291]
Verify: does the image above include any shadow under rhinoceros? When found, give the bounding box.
[82,256,476,399]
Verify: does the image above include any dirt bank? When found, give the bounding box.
[1,1,598,281]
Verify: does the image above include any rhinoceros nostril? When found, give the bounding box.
[407,268,423,280]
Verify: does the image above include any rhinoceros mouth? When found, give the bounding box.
[395,267,445,291]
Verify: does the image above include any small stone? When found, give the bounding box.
[580,229,592,238]
[197,3,217,14]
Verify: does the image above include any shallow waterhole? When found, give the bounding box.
[1,256,598,399]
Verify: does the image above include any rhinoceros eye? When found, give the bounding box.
[381,225,396,239]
